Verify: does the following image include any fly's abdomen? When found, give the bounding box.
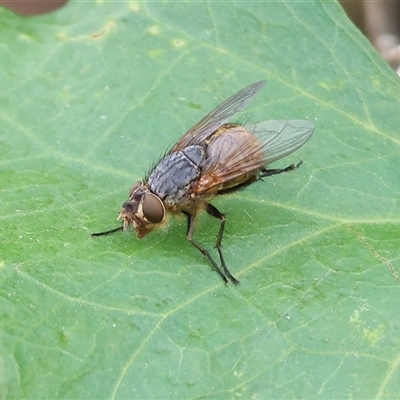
[148,145,205,205]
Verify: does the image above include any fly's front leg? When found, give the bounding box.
[184,212,229,284]
[91,226,123,237]
[206,204,240,285]
[260,161,302,178]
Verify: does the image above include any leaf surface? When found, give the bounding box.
[1,1,400,398]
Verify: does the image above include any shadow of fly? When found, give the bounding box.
[92,81,314,284]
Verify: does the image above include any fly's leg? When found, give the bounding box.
[184,212,229,284]
[91,226,123,237]
[206,204,240,285]
[260,161,302,178]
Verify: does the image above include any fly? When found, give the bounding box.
[92,81,314,284]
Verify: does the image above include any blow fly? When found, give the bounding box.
[92,81,314,284]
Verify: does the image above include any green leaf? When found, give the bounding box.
[1,1,400,398]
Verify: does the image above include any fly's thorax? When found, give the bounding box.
[147,145,206,207]
[118,181,165,238]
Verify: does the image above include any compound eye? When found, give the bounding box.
[129,181,143,196]
[142,193,165,224]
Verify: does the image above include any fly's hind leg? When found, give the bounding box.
[184,211,229,284]
[260,161,303,178]
[205,203,240,285]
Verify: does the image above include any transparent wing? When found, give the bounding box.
[170,80,266,153]
[195,120,314,195]
[247,119,314,165]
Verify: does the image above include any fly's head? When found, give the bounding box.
[118,181,165,238]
